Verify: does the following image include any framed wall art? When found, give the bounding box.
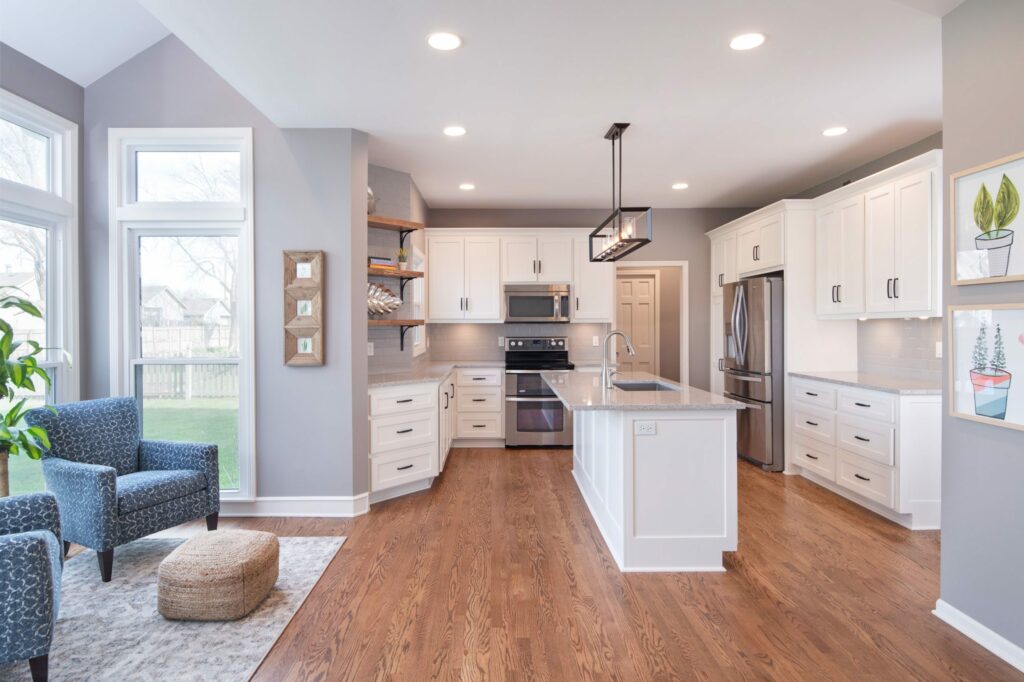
[948,304,1024,432]
[284,250,324,365]
[950,150,1024,285]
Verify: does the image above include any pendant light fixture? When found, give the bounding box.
[589,123,653,262]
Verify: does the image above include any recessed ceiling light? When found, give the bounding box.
[428,32,462,51]
[822,126,848,137]
[459,183,475,191]
[443,125,466,137]
[729,33,765,51]
[671,182,689,190]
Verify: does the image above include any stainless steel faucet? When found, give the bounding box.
[602,330,637,389]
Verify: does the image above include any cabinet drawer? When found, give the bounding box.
[837,415,894,466]
[371,444,437,492]
[369,385,437,417]
[837,389,895,423]
[836,452,894,509]
[370,410,437,453]
[456,386,502,412]
[457,368,502,387]
[792,379,837,410]
[456,414,503,438]
[792,437,836,481]
[792,406,835,446]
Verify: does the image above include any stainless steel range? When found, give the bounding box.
[504,337,574,447]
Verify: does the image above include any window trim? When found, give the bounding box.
[0,88,80,404]
[108,128,255,501]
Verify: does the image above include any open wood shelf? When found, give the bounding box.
[367,266,424,279]
[367,215,425,232]
[367,319,424,327]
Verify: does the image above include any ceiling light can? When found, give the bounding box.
[823,126,849,137]
[443,125,466,137]
[459,183,475,191]
[428,32,462,51]
[730,33,765,51]
[672,182,689,190]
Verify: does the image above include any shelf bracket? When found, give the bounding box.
[399,324,414,351]
[399,229,414,249]
[398,277,410,300]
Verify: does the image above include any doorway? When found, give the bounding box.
[614,261,689,384]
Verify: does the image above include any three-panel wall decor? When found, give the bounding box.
[283,251,324,366]
[949,151,1023,432]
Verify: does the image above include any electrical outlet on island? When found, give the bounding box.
[367,342,374,356]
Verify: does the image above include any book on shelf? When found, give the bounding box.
[368,257,395,268]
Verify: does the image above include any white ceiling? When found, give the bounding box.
[0,0,169,86]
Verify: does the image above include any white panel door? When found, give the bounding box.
[615,273,657,374]
[710,295,725,395]
[837,196,865,315]
[501,236,538,283]
[815,204,841,315]
[893,171,933,313]
[427,236,465,320]
[537,235,573,282]
[864,183,897,313]
[464,236,502,320]
[572,236,614,322]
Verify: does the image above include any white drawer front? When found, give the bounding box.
[836,452,894,509]
[457,386,502,412]
[837,415,894,466]
[792,379,837,410]
[370,410,437,453]
[371,444,437,492]
[837,389,895,423]
[369,385,438,417]
[792,406,835,446]
[792,437,836,481]
[456,413,503,438]
[457,368,502,387]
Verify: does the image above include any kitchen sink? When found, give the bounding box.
[613,381,680,392]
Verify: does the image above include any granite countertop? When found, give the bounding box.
[789,371,941,395]
[368,360,505,388]
[541,371,745,412]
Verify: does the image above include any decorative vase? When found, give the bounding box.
[970,367,1012,420]
[398,261,409,271]
[975,229,1014,277]
[367,283,402,315]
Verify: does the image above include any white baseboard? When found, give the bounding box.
[451,438,506,448]
[220,494,369,518]
[933,599,1024,673]
[798,468,935,530]
[369,478,432,504]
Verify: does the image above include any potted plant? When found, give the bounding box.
[974,174,1018,277]
[396,247,409,271]
[969,322,1013,420]
[0,288,54,497]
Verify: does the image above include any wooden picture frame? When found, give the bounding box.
[947,303,1024,432]
[950,150,1024,285]
[284,250,324,365]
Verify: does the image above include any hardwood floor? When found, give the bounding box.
[204,449,1016,681]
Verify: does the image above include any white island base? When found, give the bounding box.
[572,408,739,572]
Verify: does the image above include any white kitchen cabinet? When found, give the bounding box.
[501,235,573,283]
[709,295,725,395]
[710,233,737,292]
[454,367,504,440]
[368,382,441,495]
[571,236,614,322]
[737,215,784,275]
[438,374,455,472]
[815,195,865,316]
[427,235,502,322]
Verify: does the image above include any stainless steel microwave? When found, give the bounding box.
[504,284,571,323]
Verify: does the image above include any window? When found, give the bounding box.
[110,128,253,500]
[0,89,79,496]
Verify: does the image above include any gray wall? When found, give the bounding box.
[82,36,369,497]
[940,0,1024,649]
[428,208,747,390]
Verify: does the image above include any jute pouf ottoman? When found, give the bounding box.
[158,529,279,621]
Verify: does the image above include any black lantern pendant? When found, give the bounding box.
[589,123,653,262]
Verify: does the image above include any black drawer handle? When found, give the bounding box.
[853,435,870,442]
[805,420,819,426]
[473,424,486,428]
[396,398,414,404]
[854,473,871,482]
[805,391,818,397]
[805,453,819,460]
[472,377,487,381]
[472,398,486,402]
[397,464,414,471]
[854,402,871,408]
[396,428,413,434]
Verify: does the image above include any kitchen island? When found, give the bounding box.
[542,370,745,572]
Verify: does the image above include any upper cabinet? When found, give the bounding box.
[711,232,737,293]
[737,214,784,276]
[572,236,614,322]
[427,234,502,322]
[501,235,573,283]
[816,195,865,316]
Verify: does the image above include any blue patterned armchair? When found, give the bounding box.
[25,397,220,582]
[0,492,62,682]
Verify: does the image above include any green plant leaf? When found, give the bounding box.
[994,173,1020,229]
[974,183,994,232]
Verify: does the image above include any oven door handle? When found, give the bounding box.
[505,397,564,402]
[504,369,571,374]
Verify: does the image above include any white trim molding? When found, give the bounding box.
[933,599,1024,673]
[220,495,370,518]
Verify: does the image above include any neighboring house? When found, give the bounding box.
[182,297,231,327]
[140,285,186,327]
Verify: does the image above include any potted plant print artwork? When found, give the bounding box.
[969,322,1013,420]
[974,174,1018,277]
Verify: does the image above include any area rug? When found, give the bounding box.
[0,535,344,682]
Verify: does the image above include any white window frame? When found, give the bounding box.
[0,88,79,404]
[108,128,255,501]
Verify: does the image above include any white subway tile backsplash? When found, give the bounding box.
[857,318,942,380]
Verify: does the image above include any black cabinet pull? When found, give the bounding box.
[443,393,449,409]
[396,428,413,434]
[831,285,837,303]
[473,424,486,428]
[805,420,819,426]
[472,377,487,381]
[836,284,842,303]
[450,383,455,396]
[396,398,413,404]
[805,453,819,460]
[472,398,486,402]
[854,473,871,482]
[853,435,870,442]
[805,391,818,397]
[576,297,580,310]
[886,278,893,299]
[854,402,871,408]
[893,277,899,298]
[397,464,414,471]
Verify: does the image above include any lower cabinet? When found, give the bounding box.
[368,382,440,493]
[455,368,504,440]
[438,373,455,471]
[788,376,941,529]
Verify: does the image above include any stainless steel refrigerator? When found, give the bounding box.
[722,276,785,471]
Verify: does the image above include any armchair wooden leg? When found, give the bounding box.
[206,512,219,531]
[29,654,48,682]
[63,541,70,558]
[97,549,113,582]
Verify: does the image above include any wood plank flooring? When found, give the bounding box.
[202,448,1017,680]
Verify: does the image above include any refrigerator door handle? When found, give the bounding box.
[735,284,749,367]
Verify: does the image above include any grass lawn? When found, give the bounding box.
[7,398,239,496]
